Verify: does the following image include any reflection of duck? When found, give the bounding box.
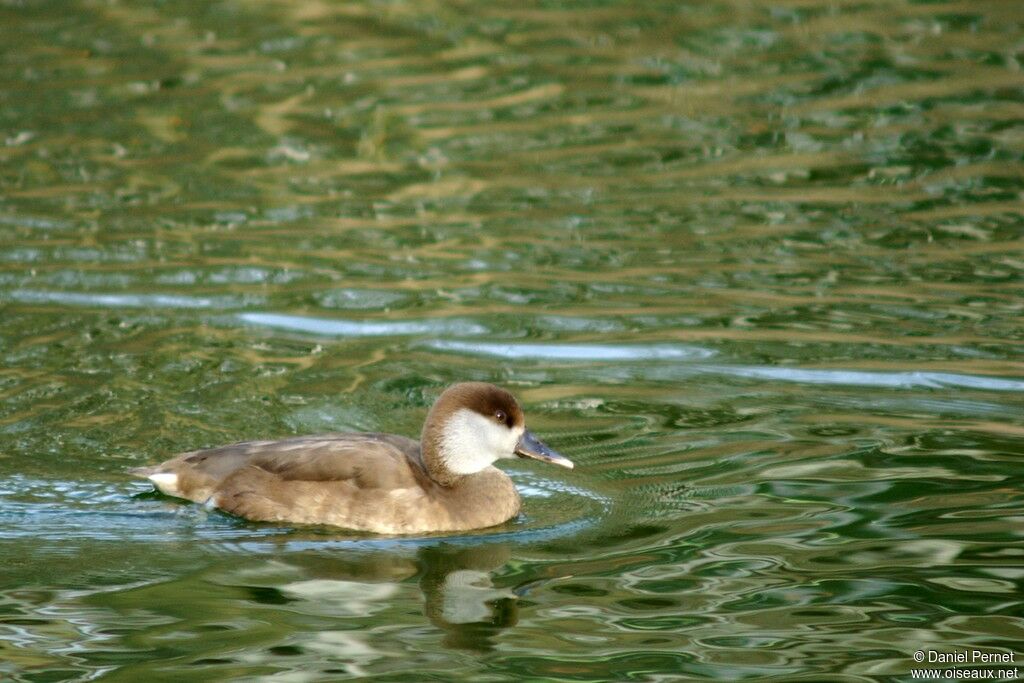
[417,543,517,651]
[131,383,573,533]
[271,543,520,651]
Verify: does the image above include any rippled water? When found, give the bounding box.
[2,0,1023,680]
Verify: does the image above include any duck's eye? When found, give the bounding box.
[494,410,507,424]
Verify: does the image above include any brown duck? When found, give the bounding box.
[130,382,573,534]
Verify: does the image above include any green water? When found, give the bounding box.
[2,0,1023,680]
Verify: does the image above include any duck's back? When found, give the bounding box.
[131,432,449,533]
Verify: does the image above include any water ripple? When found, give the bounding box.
[699,366,1024,393]
[238,312,488,337]
[4,289,259,310]
[426,340,717,361]
[426,340,1024,391]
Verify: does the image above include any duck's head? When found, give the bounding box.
[421,382,573,484]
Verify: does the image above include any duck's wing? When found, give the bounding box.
[246,433,426,489]
[212,433,441,531]
[130,433,427,505]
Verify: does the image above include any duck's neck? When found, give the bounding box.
[420,415,466,488]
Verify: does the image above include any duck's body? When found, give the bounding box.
[134,432,522,534]
[131,383,573,534]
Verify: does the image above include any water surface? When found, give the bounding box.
[1,0,1023,680]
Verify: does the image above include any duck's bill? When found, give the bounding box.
[515,430,574,469]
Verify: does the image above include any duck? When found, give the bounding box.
[130,382,574,534]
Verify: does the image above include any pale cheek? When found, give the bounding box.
[486,424,515,459]
[492,429,510,456]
